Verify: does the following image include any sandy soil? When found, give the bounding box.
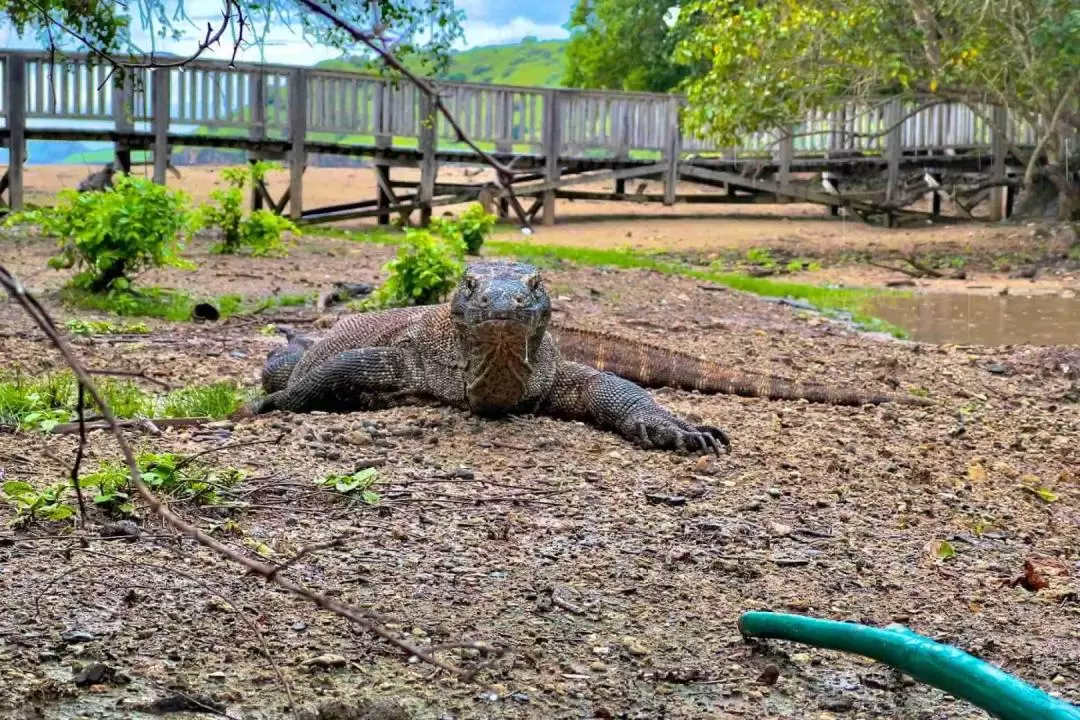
[1,228,1079,719]
[18,163,1079,297]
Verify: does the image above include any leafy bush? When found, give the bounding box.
[198,162,300,257]
[430,203,497,255]
[4,173,197,293]
[362,227,466,309]
[2,481,74,527]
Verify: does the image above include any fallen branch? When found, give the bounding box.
[48,416,214,435]
[0,263,477,681]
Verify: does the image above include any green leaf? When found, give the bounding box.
[2,481,35,497]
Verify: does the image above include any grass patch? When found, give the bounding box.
[65,318,152,335]
[2,452,246,527]
[0,371,252,432]
[310,228,911,337]
[60,286,317,322]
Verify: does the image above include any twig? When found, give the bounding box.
[266,536,347,580]
[0,263,478,682]
[87,368,174,390]
[70,382,89,522]
[174,432,287,471]
[48,416,214,435]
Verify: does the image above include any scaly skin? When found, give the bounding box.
[244,261,730,456]
[549,325,932,407]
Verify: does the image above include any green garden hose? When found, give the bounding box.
[738,611,1080,720]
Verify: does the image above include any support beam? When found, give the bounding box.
[542,89,562,226]
[884,99,903,204]
[112,71,134,173]
[375,161,391,225]
[663,97,681,206]
[777,125,795,203]
[497,163,666,199]
[556,190,781,204]
[418,91,437,226]
[4,55,26,211]
[988,106,1008,221]
[288,68,307,220]
[151,68,170,185]
[249,69,266,210]
[298,192,475,225]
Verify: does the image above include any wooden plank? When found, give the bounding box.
[556,190,779,204]
[5,55,26,210]
[375,162,392,226]
[884,98,902,204]
[298,192,476,224]
[501,162,666,198]
[542,89,562,225]
[288,68,307,220]
[989,105,1008,221]
[777,125,794,202]
[418,90,437,226]
[249,69,266,210]
[152,68,170,184]
[663,97,680,205]
[113,70,134,172]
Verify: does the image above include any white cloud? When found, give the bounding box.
[454,18,568,49]
[0,2,570,68]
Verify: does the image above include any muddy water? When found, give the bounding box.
[868,292,1080,346]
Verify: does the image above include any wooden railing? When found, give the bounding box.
[0,49,1046,161]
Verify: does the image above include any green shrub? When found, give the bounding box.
[362,227,466,309]
[430,203,497,255]
[4,173,196,293]
[198,162,299,257]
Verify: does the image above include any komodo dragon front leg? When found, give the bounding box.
[542,360,731,455]
[254,346,425,415]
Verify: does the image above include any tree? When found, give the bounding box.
[0,0,464,75]
[675,0,1080,220]
[563,0,695,93]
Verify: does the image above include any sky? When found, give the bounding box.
[0,0,574,65]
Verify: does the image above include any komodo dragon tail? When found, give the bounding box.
[549,324,932,407]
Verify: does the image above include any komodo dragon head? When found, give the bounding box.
[449,261,552,412]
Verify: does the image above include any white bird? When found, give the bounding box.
[923,168,941,190]
[820,171,841,196]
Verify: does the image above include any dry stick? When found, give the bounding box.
[293,0,535,230]
[49,416,213,435]
[70,382,90,521]
[78,548,298,718]
[87,368,175,390]
[0,265,470,681]
[173,432,288,472]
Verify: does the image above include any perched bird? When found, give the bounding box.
[820,171,841,196]
[923,168,942,190]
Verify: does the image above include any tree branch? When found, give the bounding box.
[0,263,478,682]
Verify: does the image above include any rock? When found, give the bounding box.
[819,694,855,712]
[768,521,793,537]
[300,653,348,669]
[72,662,112,686]
[344,431,374,446]
[622,637,649,656]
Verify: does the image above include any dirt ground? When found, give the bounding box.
[1,205,1080,719]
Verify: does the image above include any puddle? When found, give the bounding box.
[867,292,1080,346]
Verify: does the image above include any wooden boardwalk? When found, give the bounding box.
[0,50,1040,224]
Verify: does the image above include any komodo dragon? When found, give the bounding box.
[240,261,928,456]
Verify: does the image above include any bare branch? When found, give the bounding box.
[0,263,478,681]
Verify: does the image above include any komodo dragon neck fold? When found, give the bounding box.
[239,261,930,456]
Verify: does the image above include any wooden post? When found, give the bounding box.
[151,68,170,185]
[112,70,134,173]
[418,89,438,227]
[495,92,513,219]
[989,106,1008,221]
[615,101,630,195]
[375,163,391,225]
[777,125,795,202]
[288,68,307,221]
[374,80,391,225]
[5,54,26,211]
[249,70,266,210]
[541,89,561,226]
[884,98,903,206]
[663,97,681,206]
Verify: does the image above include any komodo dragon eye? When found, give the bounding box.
[463,276,477,294]
[526,275,541,292]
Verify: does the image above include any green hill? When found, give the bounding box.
[317,37,567,88]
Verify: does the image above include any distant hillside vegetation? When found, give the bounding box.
[317,37,567,88]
